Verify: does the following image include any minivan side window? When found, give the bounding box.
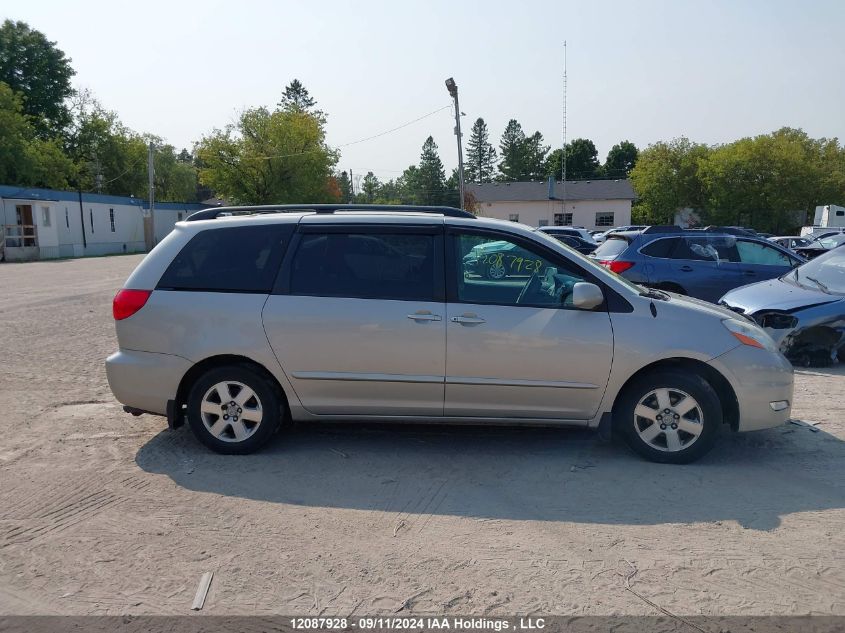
[453,233,587,308]
[736,240,793,266]
[289,232,437,301]
[157,225,293,293]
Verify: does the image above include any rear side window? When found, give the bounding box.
[157,224,293,293]
[676,236,739,262]
[641,237,679,258]
[593,237,629,259]
[289,232,437,301]
[736,240,792,266]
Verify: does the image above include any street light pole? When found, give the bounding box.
[148,141,156,248]
[445,77,465,210]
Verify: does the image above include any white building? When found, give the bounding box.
[468,179,636,229]
[0,185,208,261]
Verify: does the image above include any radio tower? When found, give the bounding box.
[561,41,567,202]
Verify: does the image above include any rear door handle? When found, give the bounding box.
[407,312,442,322]
[679,265,694,272]
[451,315,486,325]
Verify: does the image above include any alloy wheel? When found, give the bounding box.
[200,380,263,443]
[633,387,703,452]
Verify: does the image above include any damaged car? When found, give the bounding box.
[720,247,845,367]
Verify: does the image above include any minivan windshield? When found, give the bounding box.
[785,248,845,295]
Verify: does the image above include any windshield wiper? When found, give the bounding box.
[639,287,670,301]
[804,275,832,294]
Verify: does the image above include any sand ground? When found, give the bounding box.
[0,255,842,616]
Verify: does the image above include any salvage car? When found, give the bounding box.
[794,234,845,260]
[106,204,794,464]
[721,247,845,366]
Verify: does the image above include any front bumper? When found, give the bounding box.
[708,345,794,432]
[106,349,192,416]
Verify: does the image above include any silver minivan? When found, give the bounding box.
[106,205,794,464]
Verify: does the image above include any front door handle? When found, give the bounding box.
[679,265,694,272]
[407,311,442,322]
[451,314,486,325]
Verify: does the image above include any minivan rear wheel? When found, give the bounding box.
[616,370,720,464]
[187,365,281,454]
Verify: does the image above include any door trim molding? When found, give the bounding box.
[292,371,444,384]
[446,376,598,389]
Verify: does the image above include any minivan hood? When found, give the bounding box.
[721,277,841,313]
[660,291,742,321]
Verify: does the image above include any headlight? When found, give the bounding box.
[722,319,778,352]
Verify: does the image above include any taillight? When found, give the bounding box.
[598,260,635,274]
[113,289,152,320]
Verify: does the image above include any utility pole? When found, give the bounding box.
[562,41,568,202]
[148,141,156,247]
[445,77,465,209]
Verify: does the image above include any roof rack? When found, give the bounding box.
[185,203,475,222]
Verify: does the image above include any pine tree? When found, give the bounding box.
[465,118,498,183]
[498,119,527,181]
[337,170,353,202]
[524,131,550,181]
[416,136,447,205]
[278,79,316,112]
[361,171,380,202]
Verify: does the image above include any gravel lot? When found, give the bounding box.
[0,254,843,616]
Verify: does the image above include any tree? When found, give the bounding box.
[0,82,76,188]
[0,20,74,137]
[337,171,353,203]
[278,79,325,122]
[697,128,844,232]
[524,131,550,180]
[361,171,380,202]
[629,138,710,224]
[563,138,601,179]
[415,136,447,205]
[604,140,639,178]
[498,119,527,181]
[196,106,338,204]
[64,100,149,196]
[465,117,497,183]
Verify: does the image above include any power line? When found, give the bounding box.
[240,104,452,162]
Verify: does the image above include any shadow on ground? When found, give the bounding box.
[136,420,845,531]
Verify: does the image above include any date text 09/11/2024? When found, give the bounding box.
[289,617,547,630]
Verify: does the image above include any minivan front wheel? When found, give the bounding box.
[616,371,720,464]
[187,365,281,454]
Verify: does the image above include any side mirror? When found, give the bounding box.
[571,282,604,310]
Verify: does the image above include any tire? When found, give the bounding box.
[186,365,282,455]
[615,370,721,464]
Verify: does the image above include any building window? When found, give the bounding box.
[508,213,519,222]
[595,212,615,227]
[109,208,116,232]
[554,212,573,226]
[538,219,549,227]
[65,208,69,228]
[41,206,51,227]
[90,209,94,233]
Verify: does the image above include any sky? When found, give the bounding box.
[7,0,845,188]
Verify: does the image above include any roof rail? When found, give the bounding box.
[185,203,475,222]
[702,225,757,236]
[642,225,685,234]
